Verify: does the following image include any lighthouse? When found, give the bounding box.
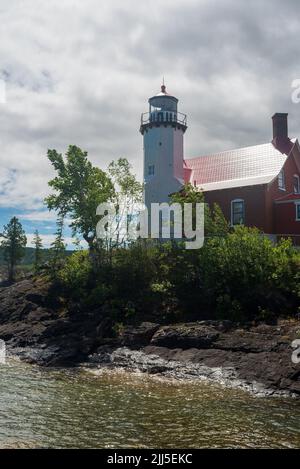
[140,83,187,212]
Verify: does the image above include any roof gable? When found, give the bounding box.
[290,139,300,173]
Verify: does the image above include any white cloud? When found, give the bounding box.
[17,210,57,222]
[26,232,87,249]
[0,0,299,213]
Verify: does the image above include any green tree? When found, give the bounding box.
[199,226,299,320]
[32,229,43,272]
[50,216,66,272]
[108,158,143,205]
[56,250,91,299]
[171,183,229,237]
[107,158,143,248]
[45,145,114,251]
[206,203,230,238]
[0,217,27,282]
[171,183,205,206]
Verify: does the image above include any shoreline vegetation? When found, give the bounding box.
[0,146,299,397]
[1,233,299,398]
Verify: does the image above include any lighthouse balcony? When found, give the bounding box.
[140,111,187,134]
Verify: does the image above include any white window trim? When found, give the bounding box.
[278,169,286,191]
[231,199,245,226]
[293,174,300,194]
[296,202,300,221]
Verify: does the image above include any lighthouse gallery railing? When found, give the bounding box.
[140,111,187,127]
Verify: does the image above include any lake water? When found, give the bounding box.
[0,360,299,448]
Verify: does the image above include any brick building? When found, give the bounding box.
[141,85,300,241]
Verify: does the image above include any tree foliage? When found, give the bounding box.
[32,229,43,272]
[45,145,114,250]
[54,227,300,324]
[106,158,143,249]
[44,149,299,324]
[0,217,27,282]
[50,216,66,273]
[171,183,229,237]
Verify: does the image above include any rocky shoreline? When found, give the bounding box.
[83,347,292,397]
[1,278,300,397]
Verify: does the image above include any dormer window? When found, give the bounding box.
[278,169,285,190]
[293,175,300,194]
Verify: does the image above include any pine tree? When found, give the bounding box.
[210,203,230,237]
[50,216,66,272]
[0,217,27,282]
[32,230,43,272]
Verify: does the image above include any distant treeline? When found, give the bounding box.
[0,246,72,266]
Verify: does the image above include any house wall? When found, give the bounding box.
[267,150,300,235]
[274,202,300,236]
[204,148,300,237]
[204,184,267,231]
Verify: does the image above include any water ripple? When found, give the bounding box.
[0,360,299,448]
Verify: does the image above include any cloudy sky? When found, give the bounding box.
[1,0,300,247]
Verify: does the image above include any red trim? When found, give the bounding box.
[275,192,300,203]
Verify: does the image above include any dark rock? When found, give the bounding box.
[24,293,45,305]
[151,323,219,349]
[120,322,160,347]
[27,307,53,322]
[212,330,278,353]
[96,317,113,339]
[0,278,112,365]
[0,278,299,396]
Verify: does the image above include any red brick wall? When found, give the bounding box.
[203,152,300,235]
[204,185,267,231]
[268,151,300,235]
[274,202,300,235]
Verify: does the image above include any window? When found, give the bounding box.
[231,199,245,226]
[296,203,300,221]
[148,164,155,176]
[293,175,300,194]
[278,169,285,190]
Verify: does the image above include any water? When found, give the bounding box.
[0,360,299,448]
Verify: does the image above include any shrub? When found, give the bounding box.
[56,250,92,299]
[111,243,158,316]
[53,227,300,324]
[199,226,300,321]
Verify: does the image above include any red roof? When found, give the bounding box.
[183,165,192,183]
[184,139,296,192]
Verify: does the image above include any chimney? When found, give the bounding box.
[272,113,288,141]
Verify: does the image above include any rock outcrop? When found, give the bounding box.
[0,277,113,365]
[0,278,299,396]
[90,321,300,396]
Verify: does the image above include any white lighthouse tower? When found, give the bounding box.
[140,82,187,211]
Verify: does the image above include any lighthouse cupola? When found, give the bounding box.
[140,82,187,135]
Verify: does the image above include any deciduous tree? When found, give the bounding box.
[45,145,114,251]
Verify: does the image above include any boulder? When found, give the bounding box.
[151,322,219,349]
[213,330,278,353]
[120,322,160,347]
